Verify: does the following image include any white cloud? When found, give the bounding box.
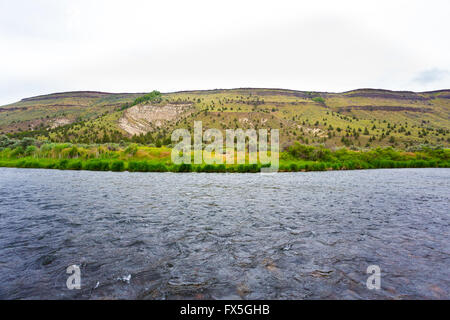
[414,69,449,84]
[1,0,450,105]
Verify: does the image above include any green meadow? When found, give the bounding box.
[1,136,448,173]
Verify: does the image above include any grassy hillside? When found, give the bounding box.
[0,91,143,134]
[1,88,449,150]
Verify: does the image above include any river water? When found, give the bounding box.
[0,167,448,299]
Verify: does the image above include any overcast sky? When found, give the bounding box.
[1,0,450,105]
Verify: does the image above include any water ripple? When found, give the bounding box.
[0,168,449,299]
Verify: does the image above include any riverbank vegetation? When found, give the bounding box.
[1,135,448,172]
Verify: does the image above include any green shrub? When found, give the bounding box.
[84,160,110,171]
[226,165,236,173]
[378,160,394,168]
[344,161,356,170]
[67,146,80,158]
[312,97,325,103]
[287,142,332,161]
[24,145,37,156]
[124,144,138,156]
[147,162,168,172]
[127,161,138,172]
[360,162,370,169]
[202,164,215,172]
[45,162,56,169]
[20,159,40,168]
[68,160,82,170]
[10,146,24,157]
[310,162,326,171]
[111,160,125,172]
[428,160,437,167]
[177,163,192,172]
[415,160,426,168]
[438,161,450,168]
[127,160,149,172]
[235,164,259,173]
[16,160,26,167]
[56,159,69,170]
[331,163,340,170]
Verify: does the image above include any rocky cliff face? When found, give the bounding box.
[119,103,194,135]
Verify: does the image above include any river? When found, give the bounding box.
[0,168,448,299]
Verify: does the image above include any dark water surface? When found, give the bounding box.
[0,167,449,299]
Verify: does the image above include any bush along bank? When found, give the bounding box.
[0,157,448,173]
[0,141,448,172]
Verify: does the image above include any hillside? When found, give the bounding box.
[1,88,449,149]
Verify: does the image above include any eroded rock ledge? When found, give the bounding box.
[119,103,193,135]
